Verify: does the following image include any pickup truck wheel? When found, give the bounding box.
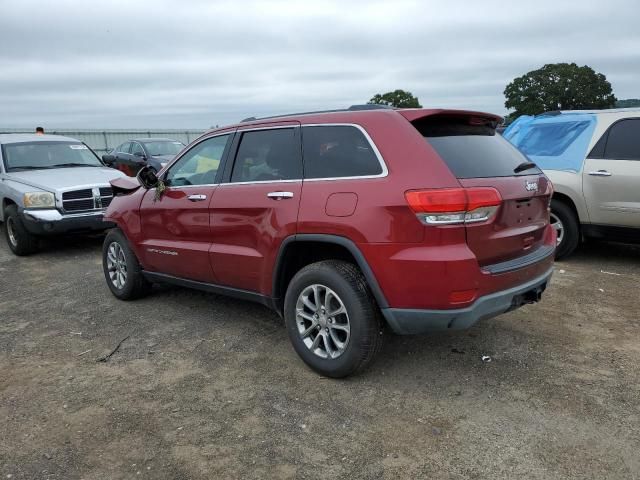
[284,260,384,378]
[3,205,39,256]
[550,199,579,260]
[102,229,151,300]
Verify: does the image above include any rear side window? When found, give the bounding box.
[231,128,301,182]
[517,121,590,156]
[603,119,640,160]
[302,125,382,179]
[415,116,541,179]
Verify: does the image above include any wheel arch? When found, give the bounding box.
[552,192,580,226]
[1,197,18,222]
[272,234,389,315]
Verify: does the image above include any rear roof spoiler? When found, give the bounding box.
[398,109,503,124]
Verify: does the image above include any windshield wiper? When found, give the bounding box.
[514,161,538,173]
[8,166,55,171]
[49,163,102,168]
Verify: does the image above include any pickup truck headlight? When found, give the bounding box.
[23,192,55,209]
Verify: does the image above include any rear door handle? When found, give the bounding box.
[588,170,612,177]
[187,194,207,201]
[267,191,294,200]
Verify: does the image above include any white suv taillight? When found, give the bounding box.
[405,187,502,225]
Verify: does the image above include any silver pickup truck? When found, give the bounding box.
[0,134,125,255]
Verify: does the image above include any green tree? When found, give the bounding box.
[368,89,422,108]
[504,63,616,117]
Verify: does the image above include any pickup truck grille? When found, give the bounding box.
[62,187,113,213]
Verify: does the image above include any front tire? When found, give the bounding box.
[284,260,384,378]
[3,205,39,256]
[550,199,579,260]
[102,229,151,300]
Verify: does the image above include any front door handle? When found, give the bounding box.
[187,194,207,201]
[267,191,294,200]
[588,170,612,177]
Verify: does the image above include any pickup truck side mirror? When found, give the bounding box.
[137,165,159,189]
[102,154,115,166]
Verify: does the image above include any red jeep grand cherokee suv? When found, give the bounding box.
[102,106,555,377]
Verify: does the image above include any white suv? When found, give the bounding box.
[504,108,640,258]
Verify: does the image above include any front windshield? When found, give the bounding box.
[2,141,103,171]
[144,141,184,157]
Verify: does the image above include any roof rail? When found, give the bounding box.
[240,104,394,122]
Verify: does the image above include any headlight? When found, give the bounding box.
[23,192,55,209]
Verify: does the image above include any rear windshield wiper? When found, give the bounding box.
[514,161,538,173]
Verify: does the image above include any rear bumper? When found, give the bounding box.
[381,267,553,334]
[21,208,113,235]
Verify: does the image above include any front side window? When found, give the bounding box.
[603,119,640,160]
[302,125,382,179]
[230,128,301,182]
[131,142,145,156]
[1,141,103,172]
[165,134,230,186]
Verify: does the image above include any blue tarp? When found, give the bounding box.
[503,113,597,172]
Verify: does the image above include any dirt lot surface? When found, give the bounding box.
[0,230,639,480]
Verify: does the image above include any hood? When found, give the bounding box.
[7,167,126,192]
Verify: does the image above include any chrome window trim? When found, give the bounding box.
[220,122,388,185]
[219,179,301,187]
[301,123,389,182]
[236,124,300,133]
[163,183,220,190]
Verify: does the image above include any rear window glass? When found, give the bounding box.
[517,121,590,156]
[415,117,541,179]
[302,125,382,179]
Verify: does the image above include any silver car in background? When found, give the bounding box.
[504,108,640,258]
[0,134,125,255]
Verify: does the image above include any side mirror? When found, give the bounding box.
[102,154,115,165]
[137,165,159,189]
[133,151,146,159]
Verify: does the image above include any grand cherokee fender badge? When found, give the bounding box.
[525,180,539,192]
[147,248,178,256]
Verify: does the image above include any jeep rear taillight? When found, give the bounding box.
[405,187,502,225]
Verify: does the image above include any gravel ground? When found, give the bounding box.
[0,230,639,479]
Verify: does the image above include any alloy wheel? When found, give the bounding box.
[6,217,18,247]
[550,212,564,246]
[106,242,128,289]
[295,284,351,359]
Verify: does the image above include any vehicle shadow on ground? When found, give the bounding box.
[38,233,106,253]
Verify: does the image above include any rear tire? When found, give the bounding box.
[102,228,151,300]
[3,205,39,256]
[551,199,579,260]
[284,260,384,378]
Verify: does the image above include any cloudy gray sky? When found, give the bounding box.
[1,0,639,129]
